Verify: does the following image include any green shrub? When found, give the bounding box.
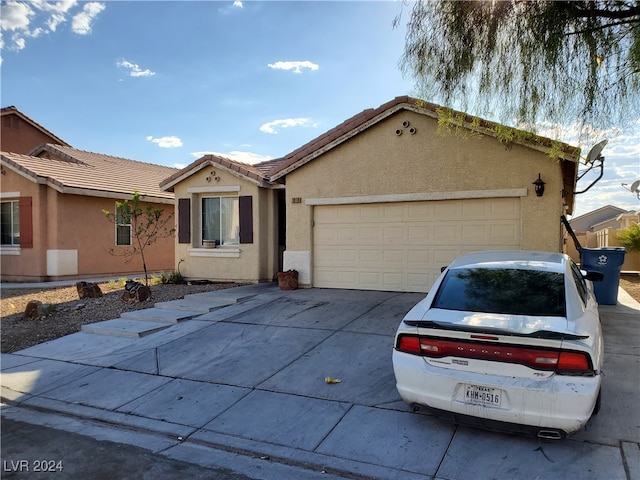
[160,270,184,284]
[617,223,640,252]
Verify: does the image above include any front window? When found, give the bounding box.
[0,200,20,246]
[202,196,239,246]
[115,204,132,246]
[433,267,566,317]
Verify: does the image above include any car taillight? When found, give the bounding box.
[395,334,593,375]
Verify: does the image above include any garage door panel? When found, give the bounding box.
[360,271,382,287]
[433,202,459,218]
[313,198,520,292]
[337,227,358,241]
[490,223,520,242]
[461,202,488,217]
[382,272,404,289]
[314,226,337,243]
[490,198,520,218]
[383,226,405,242]
[359,249,382,263]
[360,204,383,221]
[407,249,431,267]
[337,248,358,263]
[407,225,432,242]
[382,249,405,264]
[407,202,433,220]
[382,204,404,220]
[434,225,460,243]
[462,224,489,240]
[407,273,433,291]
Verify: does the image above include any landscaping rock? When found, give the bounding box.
[122,280,151,303]
[76,281,103,299]
[23,300,56,321]
[23,300,42,321]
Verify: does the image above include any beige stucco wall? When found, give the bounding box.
[284,110,570,285]
[1,168,175,281]
[171,165,280,283]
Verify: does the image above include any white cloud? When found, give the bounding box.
[190,150,273,165]
[0,2,34,31]
[267,60,319,74]
[219,1,244,15]
[0,0,102,52]
[260,118,318,134]
[117,59,156,77]
[146,135,183,148]
[71,2,105,35]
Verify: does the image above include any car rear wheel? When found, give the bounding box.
[593,389,602,415]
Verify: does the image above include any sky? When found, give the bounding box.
[1,0,638,219]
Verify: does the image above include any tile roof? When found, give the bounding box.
[267,96,581,181]
[1,106,71,147]
[1,144,177,202]
[160,153,280,192]
[161,96,581,213]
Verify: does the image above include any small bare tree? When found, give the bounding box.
[103,191,175,285]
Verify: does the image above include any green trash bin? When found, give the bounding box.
[580,247,626,305]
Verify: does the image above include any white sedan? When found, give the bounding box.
[392,250,604,439]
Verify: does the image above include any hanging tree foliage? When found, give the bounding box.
[395,1,640,132]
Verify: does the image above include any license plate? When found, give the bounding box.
[464,384,501,407]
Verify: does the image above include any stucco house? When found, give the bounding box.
[568,205,632,233]
[564,206,639,272]
[1,143,177,282]
[1,106,71,154]
[163,96,581,293]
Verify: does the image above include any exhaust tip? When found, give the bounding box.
[537,429,564,440]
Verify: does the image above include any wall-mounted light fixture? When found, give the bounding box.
[533,173,546,197]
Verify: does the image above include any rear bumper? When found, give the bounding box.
[393,350,601,436]
[410,403,567,439]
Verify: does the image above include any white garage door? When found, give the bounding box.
[313,197,521,292]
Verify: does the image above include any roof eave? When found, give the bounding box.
[269,97,581,183]
[1,107,71,147]
[160,156,273,192]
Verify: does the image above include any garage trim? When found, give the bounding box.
[305,188,527,206]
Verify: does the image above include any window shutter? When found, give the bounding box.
[19,196,33,248]
[239,195,253,244]
[178,198,191,244]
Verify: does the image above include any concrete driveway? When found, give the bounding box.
[2,283,639,480]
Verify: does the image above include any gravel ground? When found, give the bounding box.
[0,281,244,353]
[1,275,639,354]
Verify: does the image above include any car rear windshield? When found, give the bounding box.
[433,268,566,317]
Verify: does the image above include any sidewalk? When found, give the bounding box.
[2,284,639,480]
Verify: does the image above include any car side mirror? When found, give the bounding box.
[583,270,604,282]
[440,266,447,273]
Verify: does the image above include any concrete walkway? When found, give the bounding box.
[2,283,639,480]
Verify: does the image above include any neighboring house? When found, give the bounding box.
[568,205,630,233]
[1,106,71,154]
[1,144,177,282]
[564,206,639,272]
[164,96,581,293]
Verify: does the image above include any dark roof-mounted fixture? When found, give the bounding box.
[568,139,607,196]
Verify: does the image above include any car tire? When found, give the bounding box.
[593,390,602,416]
